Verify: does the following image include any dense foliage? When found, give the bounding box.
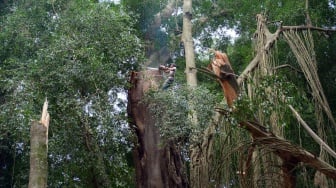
[1,0,336,187]
[145,85,217,143]
[0,0,142,187]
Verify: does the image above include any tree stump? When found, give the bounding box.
[29,99,49,188]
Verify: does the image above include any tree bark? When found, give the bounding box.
[128,69,188,188]
[237,14,336,85]
[29,99,49,188]
[240,121,336,180]
[182,0,197,87]
[181,1,205,187]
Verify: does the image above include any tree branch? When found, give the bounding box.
[146,0,176,39]
[237,14,336,85]
[273,64,303,73]
[289,105,336,159]
[240,121,336,179]
[281,25,336,33]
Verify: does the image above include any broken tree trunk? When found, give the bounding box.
[128,69,188,188]
[28,99,49,188]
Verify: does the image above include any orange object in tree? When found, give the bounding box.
[208,51,239,107]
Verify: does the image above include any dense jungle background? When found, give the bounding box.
[1,0,336,187]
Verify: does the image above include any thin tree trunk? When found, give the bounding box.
[181,1,205,187]
[182,0,197,87]
[28,99,49,188]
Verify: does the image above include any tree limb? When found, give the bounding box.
[145,0,177,66]
[289,105,336,159]
[240,121,336,180]
[273,64,303,73]
[146,0,176,39]
[237,14,336,85]
[281,25,336,33]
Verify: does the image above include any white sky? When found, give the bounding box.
[99,0,120,4]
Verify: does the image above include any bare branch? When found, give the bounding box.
[281,25,336,33]
[237,53,261,85]
[237,14,336,85]
[289,105,336,159]
[273,64,303,73]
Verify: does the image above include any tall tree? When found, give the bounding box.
[125,0,336,187]
[2,0,336,187]
[0,0,142,187]
[182,0,197,87]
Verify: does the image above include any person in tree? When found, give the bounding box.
[159,63,176,90]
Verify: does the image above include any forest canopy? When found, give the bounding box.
[1,0,336,187]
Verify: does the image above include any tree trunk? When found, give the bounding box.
[181,0,204,187]
[128,69,188,188]
[29,99,49,188]
[182,0,197,87]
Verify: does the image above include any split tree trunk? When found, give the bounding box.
[28,99,49,188]
[128,69,188,188]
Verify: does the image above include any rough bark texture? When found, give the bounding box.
[240,121,336,183]
[237,14,336,86]
[128,69,188,188]
[29,100,49,188]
